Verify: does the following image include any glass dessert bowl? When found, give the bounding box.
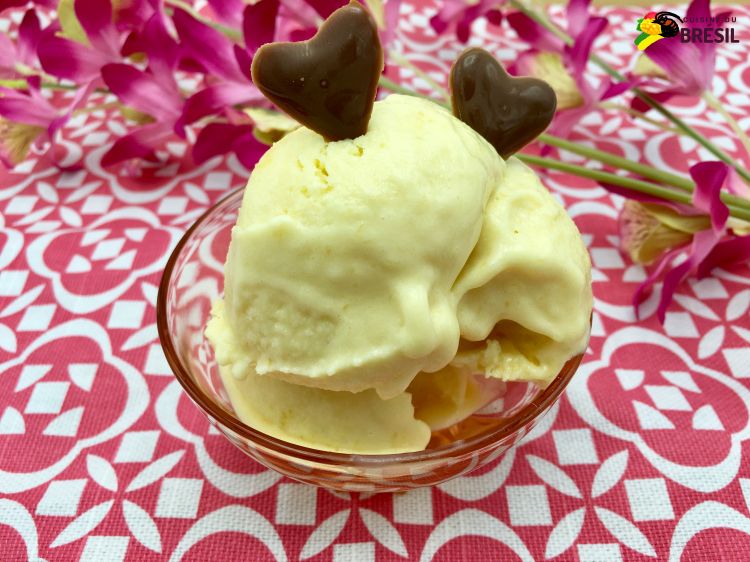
[157,187,584,492]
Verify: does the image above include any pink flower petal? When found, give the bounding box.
[698,234,750,277]
[25,74,42,93]
[232,130,268,169]
[193,122,252,164]
[172,8,245,83]
[547,107,587,139]
[243,0,279,55]
[455,0,501,43]
[142,13,180,93]
[565,16,606,78]
[74,0,120,54]
[234,45,253,82]
[101,122,172,167]
[601,78,634,101]
[0,0,26,12]
[506,12,565,53]
[288,27,316,41]
[207,0,244,27]
[17,9,42,66]
[683,0,733,59]
[685,0,710,22]
[630,89,676,114]
[114,0,157,31]
[689,161,729,232]
[304,0,346,18]
[101,63,179,120]
[38,35,110,82]
[193,122,268,169]
[0,30,16,72]
[278,0,320,29]
[0,90,58,126]
[486,9,503,25]
[429,12,449,35]
[641,39,708,96]
[656,229,717,322]
[456,11,475,43]
[633,246,683,315]
[179,82,262,128]
[382,0,403,46]
[565,0,591,38]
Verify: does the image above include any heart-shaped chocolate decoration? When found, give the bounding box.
[251,0,383,141]
[450,48,557,159]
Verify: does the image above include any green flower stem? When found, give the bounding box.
[164,0,242,42]
[703,91,750,159]
[519,153,750,222]
[506,0,750,186]
[0,79,31,89]
[597,101,680,135]
[538,133,694,191]
[0,78,78,91]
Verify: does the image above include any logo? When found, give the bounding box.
[634,11,740,51]
[634,11,683,50]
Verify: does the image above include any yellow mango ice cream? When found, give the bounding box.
[206,94,592,454]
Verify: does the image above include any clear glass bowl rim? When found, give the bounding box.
[157,186,583,467]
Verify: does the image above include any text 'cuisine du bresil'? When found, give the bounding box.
[682,14,740,43]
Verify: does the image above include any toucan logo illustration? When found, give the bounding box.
[634,11,683,50]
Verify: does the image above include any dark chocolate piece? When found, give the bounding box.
[250,0,383,141]
[450,48,557,159]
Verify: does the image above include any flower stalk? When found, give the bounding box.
[518,154,750,222]
[537,133,695,191]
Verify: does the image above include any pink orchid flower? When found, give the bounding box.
[632,0,730,112]
[508,0,630,139]
[38,0,128,84]
[99,13,184,167]
[0,9,44,78]
[629,161,732,322]
[430,0,503,43]
[0,75,92,167]
[172,2,276,133]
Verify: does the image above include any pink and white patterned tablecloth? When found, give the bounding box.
[2,2,750,561]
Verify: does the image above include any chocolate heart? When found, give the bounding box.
[251,0,383,141]
[450,48,557,159]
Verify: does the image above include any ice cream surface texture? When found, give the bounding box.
[206,94,592,453]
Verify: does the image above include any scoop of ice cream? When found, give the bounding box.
[218,94,501,399]
[206,93,592,453]
[207,301,431,453]
[452,157,592,384]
